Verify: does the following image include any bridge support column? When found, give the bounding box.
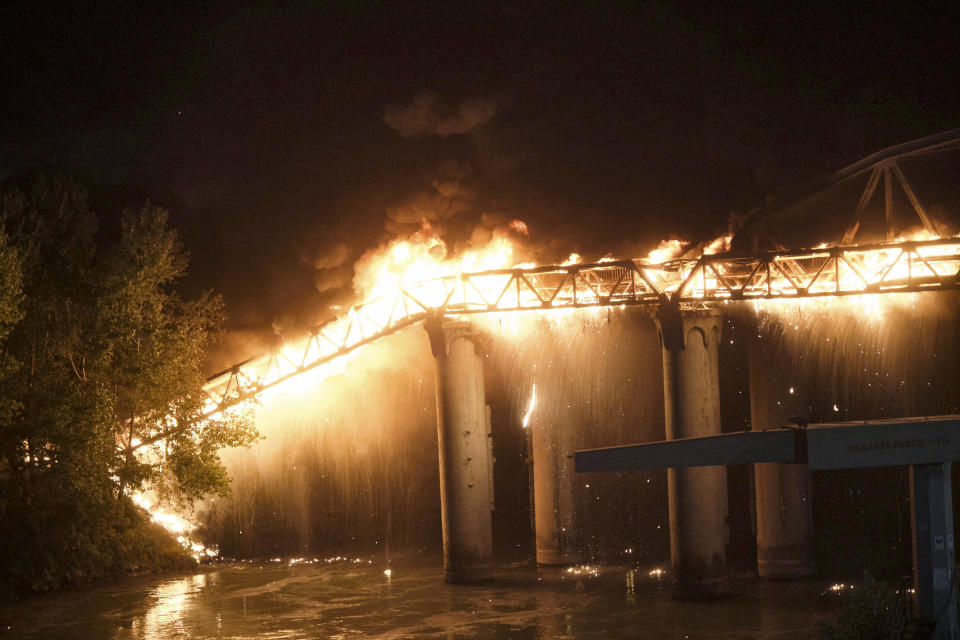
[532,412,577,565]
[657,308,728,599]
[748,337,813,579]
[426,319,494,583]
[910,462,958,639]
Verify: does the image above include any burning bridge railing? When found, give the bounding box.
[663,236,960,302]
[203,236,960,416]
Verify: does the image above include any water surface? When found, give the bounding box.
[1,559,837,639]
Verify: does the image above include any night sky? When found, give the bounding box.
[3,1,959,337]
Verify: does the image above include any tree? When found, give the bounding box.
[0,227,22,426]
[0,176,256,596]
[96,203,258,501]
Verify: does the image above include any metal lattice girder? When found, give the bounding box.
[203,236,960,417]
[744,128,960,247]
[202,308,427,416]
[442,259,667,312]
[665,236,960,302]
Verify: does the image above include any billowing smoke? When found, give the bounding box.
[383,92,502,138]
[385,160,474,227]
[313,268,349,294]
[313,241,349,270]
[310,240,352,294]
[293,89,717,337]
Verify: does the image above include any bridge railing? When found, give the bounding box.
[666,237,960,301]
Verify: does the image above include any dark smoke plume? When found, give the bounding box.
[384,92,501,138]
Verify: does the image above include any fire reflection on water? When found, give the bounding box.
[121,574,209,639]
[5,560,845,638]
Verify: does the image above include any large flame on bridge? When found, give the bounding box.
[203,224,960,418]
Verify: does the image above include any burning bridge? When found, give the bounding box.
[204,236,960,415]
[203,130,960,633]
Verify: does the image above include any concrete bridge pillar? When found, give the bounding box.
[748,336,814,579]
[531,411,577,565]
[426,319,494,583]
[657,308,728,599]
[910,462,958,639]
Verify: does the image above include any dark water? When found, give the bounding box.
[1,559,838,639]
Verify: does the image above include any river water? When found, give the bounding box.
[1,558,838,639]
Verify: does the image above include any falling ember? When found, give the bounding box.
[522,383,537,428]
[565,564,600,577]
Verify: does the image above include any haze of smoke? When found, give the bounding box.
[386,191,471,225]
[313,241,350,270]
[386,159,475,225]
[313,267,349,293]
[384,92,501,138]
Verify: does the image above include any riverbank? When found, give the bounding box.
[0,505,196,605]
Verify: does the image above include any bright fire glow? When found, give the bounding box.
[742,230,959,321]
[703,232,733,255]
[130,491,218,561]
[204,226,960,420]
[188,225,960,566]
[522,383,537,428]
[645,238,689,264]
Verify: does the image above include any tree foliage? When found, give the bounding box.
[0,176,256,597]
[0,226,22,426]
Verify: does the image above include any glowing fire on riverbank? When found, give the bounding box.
[129,491,219,561]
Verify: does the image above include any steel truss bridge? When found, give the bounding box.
[203,130,960,417]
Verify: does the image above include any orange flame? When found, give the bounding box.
[646,238,689,264]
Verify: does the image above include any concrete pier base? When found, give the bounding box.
[748,337,813,579]
[427,320,494,583]
[910,462,958,639]
[658,309,728,599]
[532,413,577,565]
